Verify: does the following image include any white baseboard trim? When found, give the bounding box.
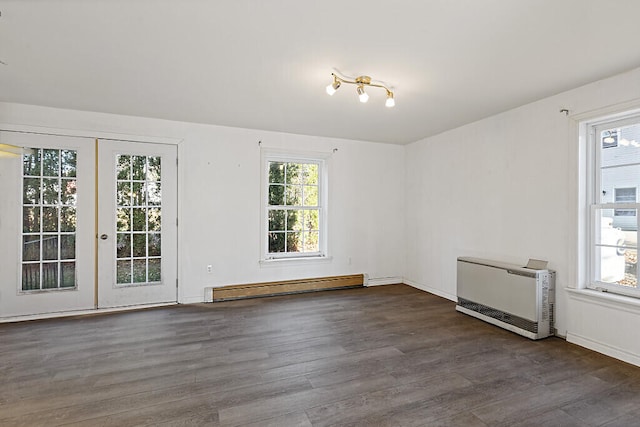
[366,276,403,287]
[403,278,456,302]
[0,302,177,324]
[566,331,640,368]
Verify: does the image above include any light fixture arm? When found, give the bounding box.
[331,73,393,94]
[328,72,395,107]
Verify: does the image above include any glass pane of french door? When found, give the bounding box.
[97,140,177,308]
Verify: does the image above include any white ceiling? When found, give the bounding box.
[1,1,640,145]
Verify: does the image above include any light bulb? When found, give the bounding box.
[385,93,395,108]
[326,84,337,96]
[326,79,340,96]
[357,85,369,103]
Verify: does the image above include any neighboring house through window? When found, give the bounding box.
[614,187,637,217]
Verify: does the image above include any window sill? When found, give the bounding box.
[567,287,640,312]
[259,255,333,268]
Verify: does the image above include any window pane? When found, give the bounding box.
[132,182,146,206]
[132,208,146,231]
[285,163,302,185]
[303,231,319,252]
[304,164,318,185]
[117,233,131,258]
[286,210,303,231]
[42,262,59,289]
[42,149,60,176]
[22,264,40,291]
[42,207,59,232]
[132,233,146,257]
[147,156,161,181]
[42,178,60,205]
[60,262,76,288]
[303,185,318,206]
[148,233,161,256]
[596,246,636,288]
[117,260,132,284]
[60,207,76,232]
[268,184,284,206]
[117,182,131,206]
[268,210,285,231]
[117,208,131,231]
[117,155,131,180]
[60,235,75,260]
[594,209,633,246]
[148,208,161,231]
[132,156,146,180]
[42,235,58,260]
[61,150,77,178]
[601,164,640,204]
[23,207,40,233]
[268,162,285,184]
[133,259,147,283]
[285,185,302,206]
[600,123,640,168]
[268,232,285,253]
[148,259,161,282]
[147,182,161,206]
[286,232,301,252]
[23,150,41,176]
[305,209,319,230]
[23,236,40,261]
[23,178,41,204]
[61,179,77,206]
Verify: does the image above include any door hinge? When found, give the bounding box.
[176,217,178,226]
[176,278,179,288]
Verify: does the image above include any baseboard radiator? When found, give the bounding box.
[456,257,555,340]
[211,274,365,302]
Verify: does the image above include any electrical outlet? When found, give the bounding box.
[206,265,213,274]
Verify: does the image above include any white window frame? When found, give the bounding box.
[260,148,330,262]
[588,114,640,297]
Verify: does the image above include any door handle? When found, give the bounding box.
[100,234,108,240]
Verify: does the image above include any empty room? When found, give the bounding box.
[2,1,640,425]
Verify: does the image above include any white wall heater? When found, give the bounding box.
[456,256,555,340]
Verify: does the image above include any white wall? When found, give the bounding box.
[0,102,406,306]
[404,66,640,365]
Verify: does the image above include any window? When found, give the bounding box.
[589,114,640,296]
[22,148,77,291]
[262,150,328,260]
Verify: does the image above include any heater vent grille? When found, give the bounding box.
[458,298,538,334]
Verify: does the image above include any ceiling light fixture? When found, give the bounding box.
[327,72,395,107]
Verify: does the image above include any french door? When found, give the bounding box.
[0,132,177,318]
[97,139,177,308]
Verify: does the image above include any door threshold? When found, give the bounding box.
[0,302,178,323]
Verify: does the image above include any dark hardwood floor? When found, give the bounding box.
[2,284,640,426]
